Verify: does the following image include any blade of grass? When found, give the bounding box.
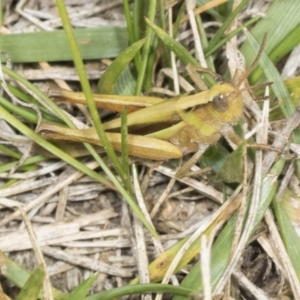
[243,28,294,117]
[145,17,198,66]
[123,0,141,69]
[135,0,157,95]
[0,251,67,300]
[16,264,44,300]
[196,15,215,71]
[0,93,58,124]
[97,39,145,94]
[205,16,260,57]
[86,283,194,300]
[65,273,97,300]
[121,109,130,179]
[0,28,128,63]
[0,155,46,174]
[1,66,79,126]
[144,17,216,87]
[0,144,22,159]
[208,0,249,50]
[273,195,300,279]
[214,141,246,183]
[114,66,136,95]
[158,0,171,69]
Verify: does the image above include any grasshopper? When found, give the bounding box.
[38,78,243,177]
[37,35,267,178]
[42,32,272,178]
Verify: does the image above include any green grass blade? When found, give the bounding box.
[0,143,21,159]
[205,16,260,57]
[121,109,130,179]
[208,0,249,50]
[243,29,294,118]
[2,66,74,125]
[86,283,193,300]
[135,0,157,95]
[114,66,136,95]
[123,0,136,45]
[145,17,198,66]
[97,39,145,94]
[0,155,46,174]
[144,17,216,87]
[0,252,66,300]
[0,28,128,63]
[65,273,97,300]
[273,194,300,279]
[200,143,230,173]
[123,0,141,69]
[0,93,56,124]
[16,264,45,300]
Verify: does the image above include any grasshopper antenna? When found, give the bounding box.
[236,33,268,88]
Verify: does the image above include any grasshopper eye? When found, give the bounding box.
[212,94,229,112]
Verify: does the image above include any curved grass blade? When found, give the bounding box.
[86,283,194,300]
[134,0,157,95]
[145,17,216,87]
[97,39,145,94]
[121,109,130,178]
[113,66,136,95]
[2,66,74,125]
[144,17,198,66]
[16,264,44,300]
[205,16,260,57]
[0,155,46,174]
[273,194,300,279]
[65,273,97,300]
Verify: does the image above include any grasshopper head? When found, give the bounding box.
[208,83,243,124]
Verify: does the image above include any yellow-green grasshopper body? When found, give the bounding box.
[39,82,243,161]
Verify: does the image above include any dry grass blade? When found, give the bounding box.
[264,209,300,298]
